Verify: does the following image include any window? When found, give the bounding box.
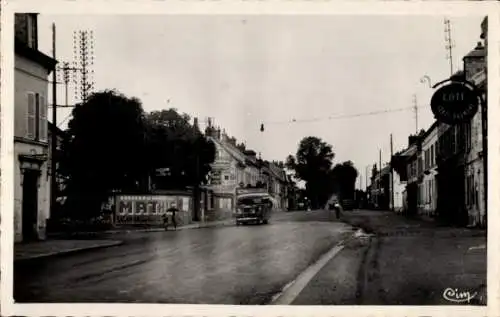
[26,92,47,142]
[39,95,47,141]
[27,92,36,138]
[430,145,434,167]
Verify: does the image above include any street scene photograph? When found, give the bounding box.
[8,10,489,308]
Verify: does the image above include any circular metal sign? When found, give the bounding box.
[430,82,479,125]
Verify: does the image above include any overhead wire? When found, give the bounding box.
[262,105,426,126]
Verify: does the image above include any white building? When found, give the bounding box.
[205,128,246,215]
[391,171,406,213]
[418,121,439,219]
[14,14,57,242]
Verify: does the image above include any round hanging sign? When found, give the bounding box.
[430,82,479,125]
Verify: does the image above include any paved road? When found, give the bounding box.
[292,209,487,305]
[14,210,353,304]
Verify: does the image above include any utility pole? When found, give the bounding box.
[444,18,455,77]
[365,165,369,191]
[379,149,382,209]
[413,94,418,134]
[51,23,57,218]
[193,117,201,222]
[73,30,95,103]
[57,62,81,107]
[390,134,394,212]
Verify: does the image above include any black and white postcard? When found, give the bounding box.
[1,1,498,316]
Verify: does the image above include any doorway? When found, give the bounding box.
[22,169,39,242]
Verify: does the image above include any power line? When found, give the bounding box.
[263,105,425,126]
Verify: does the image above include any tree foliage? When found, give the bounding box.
[146,109,216,190]
[286,136,359,209]
[59,90,148,219]
[286,136,335,208]
[331,161,359,200]
[58,91,216,220]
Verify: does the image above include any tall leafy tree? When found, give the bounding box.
[331,161,359,201]
[146,108,216,190]
[286,136,335,208]
[59,90,148,219]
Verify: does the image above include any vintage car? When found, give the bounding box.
[235,188,273,225]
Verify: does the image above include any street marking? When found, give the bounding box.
[270,242,346,305]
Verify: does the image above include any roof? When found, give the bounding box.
[15,40,58,71]
[419,121,439,143]
[208,136,246,165]
[464,45,486,59]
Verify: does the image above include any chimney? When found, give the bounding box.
[216,128,221,140]
[408,135,419,147]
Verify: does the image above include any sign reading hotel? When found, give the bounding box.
[430,81,480,125]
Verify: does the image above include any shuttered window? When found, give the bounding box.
[38,94,47,142]
[27,92,36,139]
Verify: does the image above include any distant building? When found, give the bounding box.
[392,135,419,217]
[14,13,58,242]
[418,121,439,219]
[205,128,246,217]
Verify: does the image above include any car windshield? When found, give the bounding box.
[237,196,269,206]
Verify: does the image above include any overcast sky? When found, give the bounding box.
[38,14,484,189]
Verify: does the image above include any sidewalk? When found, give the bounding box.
[15,218,234,263]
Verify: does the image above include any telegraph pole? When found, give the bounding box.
[51,23,58,217]
[413,94,418,134]
[390,134,394,212]
[73,30,95,103]
[365,165,369,191]
[444,18,455,77]
[193,117,201,222]
[379,149,382,209]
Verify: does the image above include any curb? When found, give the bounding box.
[16,221,234,263]
[49,220,235,237]
[14,240,124,264]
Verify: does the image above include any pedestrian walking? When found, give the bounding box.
[166,206,178,230]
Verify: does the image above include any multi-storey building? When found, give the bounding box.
[205,128,246,216]
[392,135,419,217]
[418,122,439,219]
[463,37,487,228]
[14,13,58,242]
[243,150,260,187]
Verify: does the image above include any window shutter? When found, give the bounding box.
[38,95,47,142]
[27,92,36,138]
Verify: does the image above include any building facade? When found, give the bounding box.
[418,122,439,219]
[14,13,57,242]
[206,131,246,216]
[392,136,419,217]
[463,39,487,228]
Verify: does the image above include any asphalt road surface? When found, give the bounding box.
[15,210,354,304]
